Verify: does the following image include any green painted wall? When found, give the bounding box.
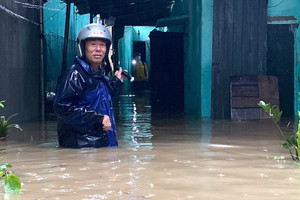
[44,0,90,92]
[120,26,155,93]
[267,0,300,115]
[199,1,213,118]
[185,1,203,117]
[44,1,157,94]
[169,0,213,118]
[169,0,300,118]
[119,26,134,93]
[43,0,300,120]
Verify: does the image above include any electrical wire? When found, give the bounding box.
[0,4,39,26]
[43,6,67,24]
[1,0,66,26]
[13,0,68,24]
[268,0,286,8]
[14,0,64,11]
[14,0,41,9]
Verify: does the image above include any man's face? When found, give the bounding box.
[85,39,107,67]
[135,55,141,62]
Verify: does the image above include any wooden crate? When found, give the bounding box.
[230,75,279,120]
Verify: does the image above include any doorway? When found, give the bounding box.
[267,24,294,117]
[133,41,146,62]
[149,31,184,113]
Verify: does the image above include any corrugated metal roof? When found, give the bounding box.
[62,0,175,26]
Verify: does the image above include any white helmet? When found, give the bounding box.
[77,23,112,57]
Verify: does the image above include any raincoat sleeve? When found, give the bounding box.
[53,68,104,125]
[108,76,124,97]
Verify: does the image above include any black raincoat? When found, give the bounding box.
[53,56,123,148]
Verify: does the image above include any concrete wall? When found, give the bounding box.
[0,0,91,122]
[44,0,90,92]
[119,26,134,93]
[169,0,213,118]
[120,26,155,92]
[0,1,41,122]
[267,0,300,115]
[185,0,203,117]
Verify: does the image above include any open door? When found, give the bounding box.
[149,30,184,113]
[267,24,294,117]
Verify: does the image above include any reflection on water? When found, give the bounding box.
[1,93,300,199]
[117,93,153,151]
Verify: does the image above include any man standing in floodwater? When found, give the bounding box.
[53,23,125,148]
[132,52,148,91]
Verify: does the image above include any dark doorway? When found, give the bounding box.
[133,41,146,61]
[267,24,294,117]
[149,30,184,113]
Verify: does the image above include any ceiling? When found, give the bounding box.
[63,0,175,26]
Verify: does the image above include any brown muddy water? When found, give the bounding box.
[1,94,300,200]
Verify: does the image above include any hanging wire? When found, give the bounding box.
[14,0,64,11]
[14,0,41,9]
[1,0,66,26]
[44,27,76,42]
[43,6,67,24]
[0,4,39,26]
[268,0,286,8]
[13,0,68,24]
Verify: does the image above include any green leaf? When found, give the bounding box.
[257,101,282,123]
[271,106,282,123]
[0,101,4,108]
[294,162,300,166]
[4,174,22,194]
[285,138,293,147]
[282,142,289,149]
[6,113,18,123]
[258,101,271,115]
[0,163,12,170]
[286,136,297,146]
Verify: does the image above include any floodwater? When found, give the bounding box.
[1,93,300,200]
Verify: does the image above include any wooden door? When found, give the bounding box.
[211,0,268,119]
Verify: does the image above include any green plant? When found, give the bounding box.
[258,100,299,163]
[0,101,22,194]
[0,163,22,194]
[282,111,300,162]
[0,101,22,138]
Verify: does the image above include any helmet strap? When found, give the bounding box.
[78,43,83,57]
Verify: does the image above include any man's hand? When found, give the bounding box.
[114,67,125,82]
[102,115,111,131]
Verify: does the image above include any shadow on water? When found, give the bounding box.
[2,92,300,199]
